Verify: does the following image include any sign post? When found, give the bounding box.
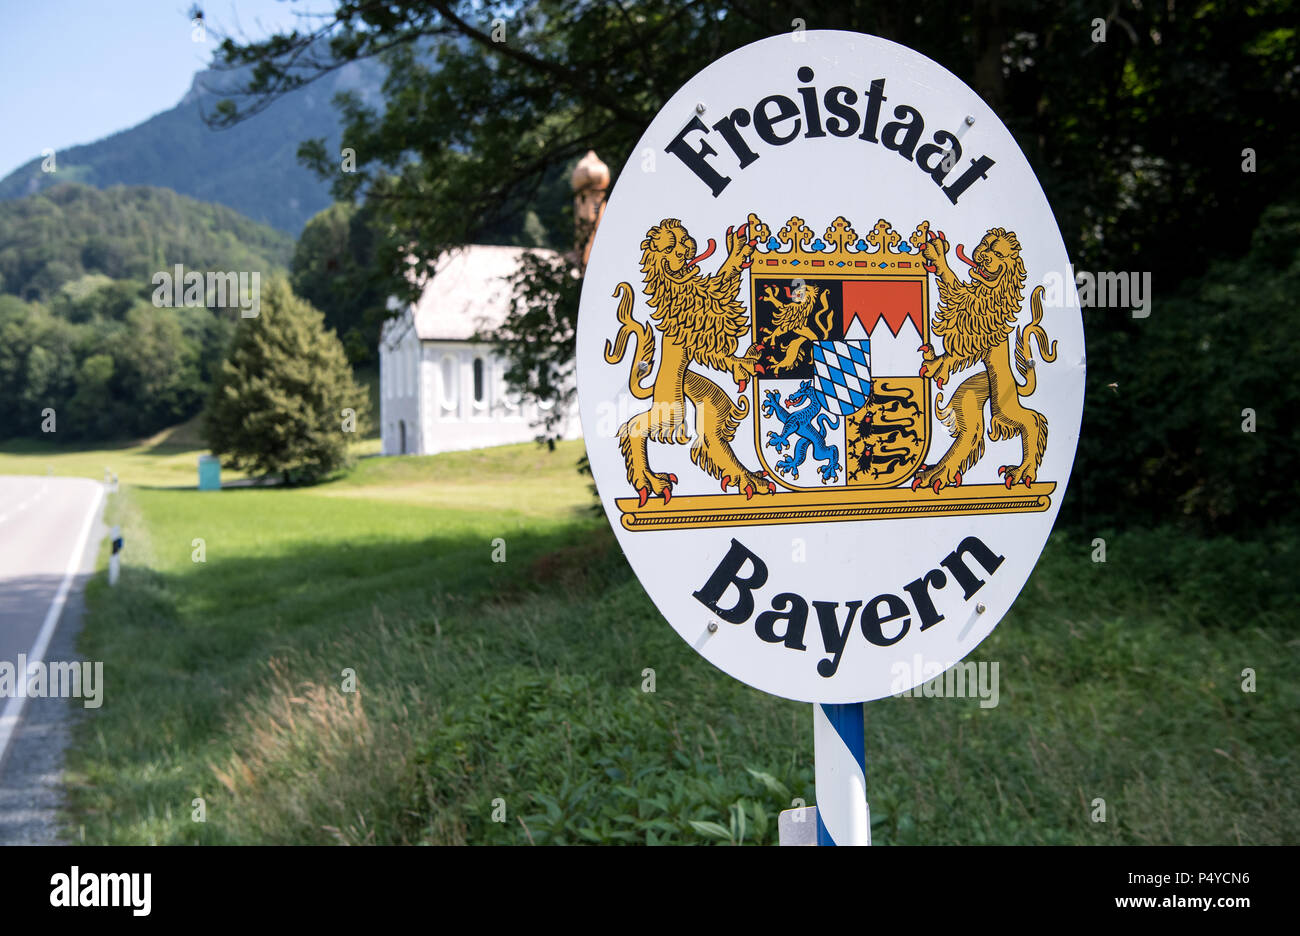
[576,30,1084,845]
[814,702,869,845]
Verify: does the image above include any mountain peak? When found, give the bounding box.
[0,58,384,234]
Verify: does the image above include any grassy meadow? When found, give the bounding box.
[1,437,1296,845]
[0,418,247,488]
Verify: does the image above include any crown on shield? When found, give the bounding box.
[752,217,929,280]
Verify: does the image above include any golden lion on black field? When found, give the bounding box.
[758,282,834,374]
[910,222,1057,492]
[604,214,775,505]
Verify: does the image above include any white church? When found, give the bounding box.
[378,152,608,456]
[378,244,581,455]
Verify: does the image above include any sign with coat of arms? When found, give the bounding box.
[576,30,1085,704]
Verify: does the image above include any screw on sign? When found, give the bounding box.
[576,31,1084,845]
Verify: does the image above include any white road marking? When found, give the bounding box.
[0,482,47,526]
[0,484,104,771]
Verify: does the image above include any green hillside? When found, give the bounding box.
[0,183,293,301]
[0,183,300,442]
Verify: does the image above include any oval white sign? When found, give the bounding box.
[576,30,1085,703]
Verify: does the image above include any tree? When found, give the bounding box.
[205,278,369,484]
[105,305,206,436]
[206,0,1300,529]
[67,353,116,439]
[291,201,389,366]
[206,0,1298,300]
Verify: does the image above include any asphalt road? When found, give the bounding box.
[0,476,105,844]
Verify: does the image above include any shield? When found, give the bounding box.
[751,217,932,490]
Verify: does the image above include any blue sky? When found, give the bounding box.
[0,1,326,178]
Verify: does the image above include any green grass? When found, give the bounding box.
[22,438,1298,845]
[0,365,379,486]
[0,417,244,488]
[0,415,386,488]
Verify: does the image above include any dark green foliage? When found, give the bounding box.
[0,287,224,441]
[1071,199,1300,532]
[0,183,293,302]
[49,275,143,324]
[290,202,390,366]
[204,278,369,483]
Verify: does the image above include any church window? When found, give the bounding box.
[473,357,486,405]
[440,355,457,407]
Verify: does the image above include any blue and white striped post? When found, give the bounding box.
[814,702,870,845]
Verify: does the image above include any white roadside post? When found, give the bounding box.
[108,524,122,586]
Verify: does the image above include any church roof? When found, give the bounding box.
[400,244,558,342]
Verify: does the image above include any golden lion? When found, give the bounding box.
[604,214,775,505]
[757,282,834,374]
[910,222,1057,491]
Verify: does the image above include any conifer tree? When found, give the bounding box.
[205,277,368,484]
